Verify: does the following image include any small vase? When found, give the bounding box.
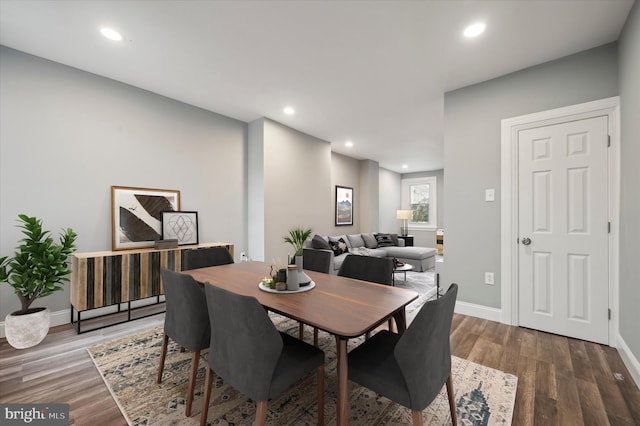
[286,265,299,291]
[295,255,312,285]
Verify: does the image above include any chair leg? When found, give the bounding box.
[255,400,268,426]
[446,374,457,426]
[317,364,325,425]
[299,322,304,340]
[186,350,200,417]
[157,333,169,384]
[411,410,422,426]
[313,327,319,347]
[200,366,214,426]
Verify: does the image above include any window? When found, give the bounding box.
[401,176,437,230]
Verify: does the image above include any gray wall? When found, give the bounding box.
[379,168,401,233]
[358,159,380,233]
[0,46,248,318]
[618,2,640,364]
[260,119,332,264]
[330,152,362,235]
[247,119,266,261]
[443,43,619,309]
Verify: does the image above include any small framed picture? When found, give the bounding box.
[161,211,199,245]
[335,185,353,226]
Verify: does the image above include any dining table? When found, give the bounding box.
[182,260,419,425]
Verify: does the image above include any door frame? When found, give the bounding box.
[500,96,620,346]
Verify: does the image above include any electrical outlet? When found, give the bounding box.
[485,272,494,285]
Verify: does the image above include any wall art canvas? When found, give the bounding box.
[111,186,181,250]
[335,185,353,226]
[161,211,198,245]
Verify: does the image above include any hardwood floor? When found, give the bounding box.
[1,311,639,425]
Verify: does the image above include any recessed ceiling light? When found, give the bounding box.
[283,106,295,115]
[100,27,123,41]
[345,141,354,148]
[463,22,486,38]
[402,164,408,169]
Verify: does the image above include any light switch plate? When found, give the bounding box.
[485,188,495,202]
[485,272,494,285]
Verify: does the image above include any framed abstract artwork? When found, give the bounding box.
[111,186,181,250]
[335,185,353,226]
[161,211,199,245]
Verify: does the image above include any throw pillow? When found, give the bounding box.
[374,233,394,247]
[389,233,399,246]
[328,237,350,256]
[347,234,365,248]
[362,233,378,249]
[311,234,331,250]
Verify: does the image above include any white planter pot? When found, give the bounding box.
[5,307,50,349]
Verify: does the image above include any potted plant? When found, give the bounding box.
[0,214,77,349]
[283,227,313,285]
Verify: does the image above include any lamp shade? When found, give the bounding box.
[396,209,412,220]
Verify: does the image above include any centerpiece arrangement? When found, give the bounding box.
[283,226,313,285]
[259,227,313,292]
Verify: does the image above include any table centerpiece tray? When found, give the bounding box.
[258,281,315,294]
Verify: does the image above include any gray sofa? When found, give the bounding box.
[303,233,436,275]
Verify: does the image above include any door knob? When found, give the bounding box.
[521,237,532,245]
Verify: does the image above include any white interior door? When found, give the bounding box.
[518,115,609,344]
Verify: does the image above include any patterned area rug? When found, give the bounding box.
[87,314,517,425]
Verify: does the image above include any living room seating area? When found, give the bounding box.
[303,233,437,274]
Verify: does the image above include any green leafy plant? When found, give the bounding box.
[283,227,313,256]
[0,214,77,314]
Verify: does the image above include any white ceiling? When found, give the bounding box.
[0,0,634,173]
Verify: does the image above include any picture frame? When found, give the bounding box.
[335,185,354,226]
[111,185,181,250]
[161,211,199,245]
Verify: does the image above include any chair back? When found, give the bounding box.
[302,248,332,273]
[204,284,283,401]
[160,268,210,351]
[338,255,393,285]
[395,283,458,409]
[183,246,234,270]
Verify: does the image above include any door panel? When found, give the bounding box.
[518,115,609,344]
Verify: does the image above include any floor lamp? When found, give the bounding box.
[396,209,412,236]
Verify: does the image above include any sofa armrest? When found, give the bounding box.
[303,248,334,274]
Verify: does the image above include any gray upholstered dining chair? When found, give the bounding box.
[347,283,459,426]
[339,254,395,333]
[182,246,234,270]
[337,254,394,285]
[157,268,210,417]
[200,284,325,426]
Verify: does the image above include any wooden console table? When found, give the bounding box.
[70,242,233,333]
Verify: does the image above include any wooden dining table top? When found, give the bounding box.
[182,260,419,338]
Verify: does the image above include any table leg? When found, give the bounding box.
[335,336,349,426]
[393,308,408,334]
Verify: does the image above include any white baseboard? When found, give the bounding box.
[454,301,503,323]
[0,308,70,339]
[614,332,640,389]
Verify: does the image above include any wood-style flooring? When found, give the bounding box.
[1,309,639,425]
